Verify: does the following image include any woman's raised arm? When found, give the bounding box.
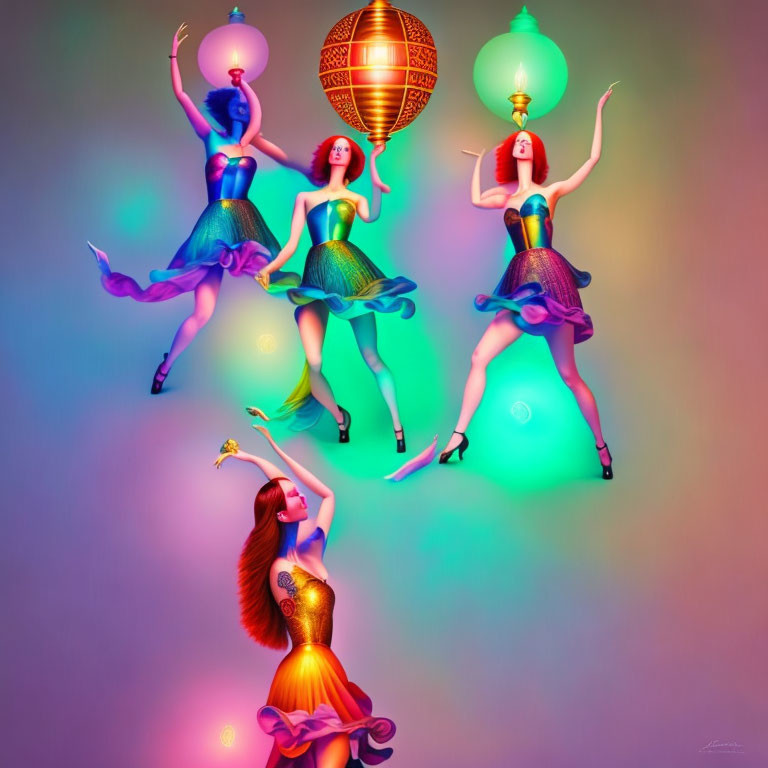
[214,438,283,480]
[238,81,263,147]
[252,426,335,536]
[548,86,615,200]
[169,24,212,140]
[356,144,389,223]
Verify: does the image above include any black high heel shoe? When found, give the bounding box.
[596,442,613,480]
[151,353,169,395]
[395,428,406,454]
[439,430,469,463]
[337,406,351,443]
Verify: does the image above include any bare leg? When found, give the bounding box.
[315,733,350,768]
[350,312,402,432]
[296,302,344,425]
[442,310,523,454]
[162,266,223,373]
[545,323,609,463]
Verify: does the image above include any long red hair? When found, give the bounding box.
[309,135,366,187]
[238,478,290,649]
[496,130,549,185]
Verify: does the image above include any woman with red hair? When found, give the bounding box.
[215,426,396,767]
[254,136,416,453]
[440,88,616,479]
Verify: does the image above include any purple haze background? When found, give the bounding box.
[1,0,767,766]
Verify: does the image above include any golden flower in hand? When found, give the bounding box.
[220,438,240,454]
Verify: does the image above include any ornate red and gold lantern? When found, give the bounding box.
[318,0,438,145]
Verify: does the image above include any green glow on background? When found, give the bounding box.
[111,182,164,240]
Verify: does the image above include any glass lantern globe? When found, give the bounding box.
[473,6,568,123]
[197,7,269,89]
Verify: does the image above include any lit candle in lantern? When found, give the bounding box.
[509,61,532,128]
[514,62,528,93]
[229,48,244,86]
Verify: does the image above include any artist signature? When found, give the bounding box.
[699,740,745,754]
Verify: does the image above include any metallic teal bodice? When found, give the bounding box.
[205,153,257,203]
[307,199,356,246]
[504,193,554,254]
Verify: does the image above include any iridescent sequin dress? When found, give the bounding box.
[258,565,396,767]
[97,153,298,301]
[287,198,416,319]
[475,194,593,342]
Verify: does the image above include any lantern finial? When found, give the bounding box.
[229,7,245,23]
[510,6,540,34]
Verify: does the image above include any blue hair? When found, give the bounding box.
[204,88,242,134]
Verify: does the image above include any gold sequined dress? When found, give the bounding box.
[257,565,395,767]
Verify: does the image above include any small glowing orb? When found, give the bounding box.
[257,334,277,354]
[510,401,532,424]
[220,724,236,749]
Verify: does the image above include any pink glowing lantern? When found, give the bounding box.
[197,7,269,88]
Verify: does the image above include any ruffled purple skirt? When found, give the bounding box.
[259,702,395,767]
[475,246,593,343]
[97,199,299,301]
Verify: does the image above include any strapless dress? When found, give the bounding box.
[475,193,593,343]
[286,198,417,320]
[257,565,396,767]
[98,153,298,301]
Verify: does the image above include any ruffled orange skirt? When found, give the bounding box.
[258,643,395,766]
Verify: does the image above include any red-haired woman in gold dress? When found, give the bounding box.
[215,427,395,767]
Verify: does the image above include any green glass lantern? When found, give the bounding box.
[473,6,568,127]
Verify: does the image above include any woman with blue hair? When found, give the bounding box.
[88,24,307,394]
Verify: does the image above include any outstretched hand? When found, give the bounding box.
[252,424,276,444]
[598,81,619,110]
[214,438,241,468]
[214,452,234,469]
[461,148,486,159]
[245,406,270,421]
[254,270,271,290]
[172,23,188,56]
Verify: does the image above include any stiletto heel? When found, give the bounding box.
[151,353,169,395]
[596,442,613,480]
[439,430,469,464]
[395,428,406,454]
[338,406,351,443]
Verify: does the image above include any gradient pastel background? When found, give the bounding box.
[1,0,767,766]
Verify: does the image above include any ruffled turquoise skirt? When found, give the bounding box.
[287,240,416,320]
